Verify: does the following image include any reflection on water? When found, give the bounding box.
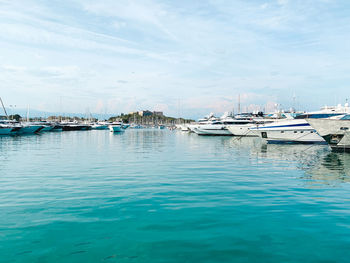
[303,152,350,185]
[1,131,349,187]
[171,133,350,186]
[232,136,350,186]
[173,133,350,187]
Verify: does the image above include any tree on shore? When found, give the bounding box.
[108,113,193,125]
[9,114,21,121]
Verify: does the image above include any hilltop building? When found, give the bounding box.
[136,110,163,117]
[138,110,153,116]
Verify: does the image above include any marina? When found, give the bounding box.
[2,103,350,153]
[2,0,350,262]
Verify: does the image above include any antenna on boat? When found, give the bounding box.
[238,94,241,114]
[292,91,296,111]
[0,97,9,119]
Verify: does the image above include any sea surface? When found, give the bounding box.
[1,129,350,263]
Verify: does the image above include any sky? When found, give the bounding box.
[1,0,350,118]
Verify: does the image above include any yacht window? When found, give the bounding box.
[340,127,349,131]
[300,131,304,133]
[281,131,284,133]
[294,131,297,133]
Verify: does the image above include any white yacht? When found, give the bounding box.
[307,115,350,152]
[226,113,274,136]
[187,113,219,132]
[227,119,272,136]
[250,104,350,144]
[193,116,237,136]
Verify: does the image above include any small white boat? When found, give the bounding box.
[108,123,123,132]
[181,125,189,131]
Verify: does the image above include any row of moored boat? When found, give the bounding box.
[176,104,350,152]
[0,121,131,135]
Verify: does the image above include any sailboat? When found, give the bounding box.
[0,97,23,135]
[17,105,44,134]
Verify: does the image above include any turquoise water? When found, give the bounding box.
[1,130,350,263]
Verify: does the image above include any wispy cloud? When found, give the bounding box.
[80,0,178,41]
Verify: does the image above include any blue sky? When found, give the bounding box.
[1,0,350,118]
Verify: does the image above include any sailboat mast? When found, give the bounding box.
[26,105,30,122]
[0,97,9,118]
[238,94,241,114]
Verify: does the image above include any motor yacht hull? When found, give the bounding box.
[109,125,123,132]
[306,119,350,152]
[62,125,91,131]
[250,119,325,143]
[92,125,108,130]
[41,126,54,132]
[194,125,233,136]
[227,124,258,137]
[18,125,44,134]
[0,127,14,135]
[187,124,200,132]
[51,125,63,132]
